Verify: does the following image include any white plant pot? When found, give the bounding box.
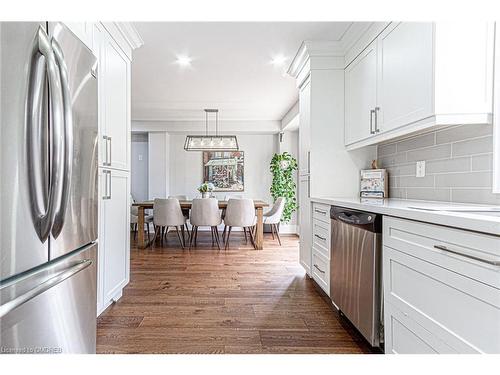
[201,192,210,198]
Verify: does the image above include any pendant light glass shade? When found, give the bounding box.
[184,109,239,151]
[183,135,239,151]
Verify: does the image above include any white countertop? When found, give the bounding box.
[311,197,500,236]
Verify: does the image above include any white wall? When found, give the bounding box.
[131,134,149,201]
[168,133,277,203]
[148,132,170,199]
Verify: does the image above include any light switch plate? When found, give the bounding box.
[416,160,426,177]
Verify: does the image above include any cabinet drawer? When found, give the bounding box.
[312,250,330,296]
[384,302,457,354]
[383,216,500,288]
[312,218,330,258]
[384,244,500,353]
[312,203,330,223]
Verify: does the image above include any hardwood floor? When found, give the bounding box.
[96,231,377,354]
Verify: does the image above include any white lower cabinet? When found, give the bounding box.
[311,203,331,296]
[97,169,130,315]
[299,175,312,275]
[383,216,500,354]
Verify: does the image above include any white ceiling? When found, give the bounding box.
[131,22,353,123]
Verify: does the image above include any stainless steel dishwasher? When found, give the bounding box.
[330,206,383,347]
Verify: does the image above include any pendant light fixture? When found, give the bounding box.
[184,109,239,151]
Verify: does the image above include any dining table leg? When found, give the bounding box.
[255,207,264,250]
[137,206,146,249]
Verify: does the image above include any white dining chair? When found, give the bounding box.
[169,195,190,232]
[263,197,286,246]
[152,198,188,249]
[223,198,257,250]
[130,195,153,241]
[189,198,222,250]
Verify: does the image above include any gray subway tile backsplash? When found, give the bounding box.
[377,124,499,204]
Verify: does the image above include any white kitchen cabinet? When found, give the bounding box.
[64,22,93,50]
[92,23,141,316]
[376,22,434,133]
[97,169,130,314]
[93,23,131,171]
[345,40,377,145]
[298,78,311,177]
[493,22,500,193]
[345,22,495,149]
[383,216,500,354]
[298,174,311,275]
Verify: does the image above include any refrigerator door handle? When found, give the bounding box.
[26,26,65,243]
[0,258,93,318]
[50,37,73,238]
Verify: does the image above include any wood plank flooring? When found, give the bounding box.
[96,231,377,354]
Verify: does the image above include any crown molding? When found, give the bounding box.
[286,22,379,79]
[113,22,144,50]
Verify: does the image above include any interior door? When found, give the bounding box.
[376,22,434,133]
[344,39,377,145]
[0,22,50,280]
[48,22,98,260]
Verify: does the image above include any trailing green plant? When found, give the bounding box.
[269,152,298,224]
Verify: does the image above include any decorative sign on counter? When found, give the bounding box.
[360,169,388,199]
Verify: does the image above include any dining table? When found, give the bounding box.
[132,199,270,250]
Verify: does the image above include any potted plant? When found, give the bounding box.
[198,182,215,198]
[269,152,298,226]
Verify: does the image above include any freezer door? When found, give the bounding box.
[0,243,97,354]
[0,22,50,281]
[47,22,98,260]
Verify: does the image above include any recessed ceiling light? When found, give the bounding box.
[176,55,192,66]
[270,55,287,67]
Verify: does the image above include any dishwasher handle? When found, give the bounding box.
[336,213,360,225]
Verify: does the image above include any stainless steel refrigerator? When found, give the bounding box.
[0,22,98,354]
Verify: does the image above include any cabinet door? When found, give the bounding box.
[298,79,311,176]
[298,175,311,275]
[103,36,130,170]
[376,22,434,133]
[102,169,130,304]
[64,22,93,49]
[345,40,377,145]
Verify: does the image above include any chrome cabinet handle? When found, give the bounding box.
[370,109,376,134]
[314,209,327,214]
[374,107,380,133]
[314,234,327,241]
[108,170,112,199]
[107,136,112,166]
[434,245,500,266]
[102,135,108,165]
[313,264,325,274]
[26,26,65,243]
[50,37,73,238]
[102,170,111,200]
[0,259,92,318]
[307,151,311,174]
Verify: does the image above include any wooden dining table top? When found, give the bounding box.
[132,199,269,209]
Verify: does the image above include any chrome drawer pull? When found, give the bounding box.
[433,245,500,266]
[315,209,327,214]
[313,264,325,274]
[314,234,327,241]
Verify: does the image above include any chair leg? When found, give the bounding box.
[222,225,227,243]
[175,226,185,249]
[243,227,248,244]
[194,226,198,247]
[270,224,275,240]
[184,223,190,240]
[224,226,232,250]
[147,223,151,243]
[189,226,196,250]
[213,226,221,250]
[151,226,160,248]
[133,223,137,240]
[274,224,282,246]
[211,227,215,246]
[181,225,185,245]
[248,226,257,249]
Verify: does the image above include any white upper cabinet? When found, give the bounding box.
[299,78,311,176]
[345,40,377,145]
[93,23,131,171]
[345,22,495,149]
[376,22,434,134]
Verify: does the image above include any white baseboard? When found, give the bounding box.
[279,224,298,234]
